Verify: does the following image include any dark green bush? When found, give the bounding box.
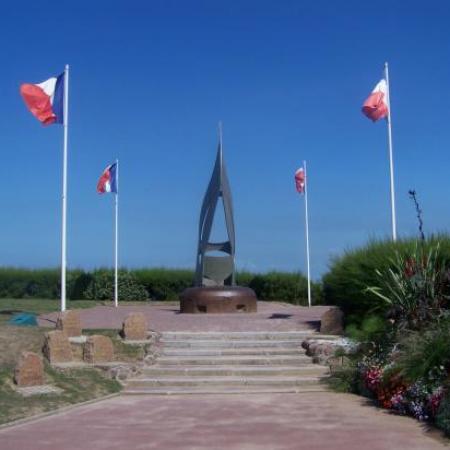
[83,269,148,301]
[0,268,60,299]
[392,319,450,384]
[345,314,392,344]
[0,267,322,304]
[436,390,450,436]
[248,271,322,306]
[235,271,254,287]
[133,268,194,300]
[323,235,450,323]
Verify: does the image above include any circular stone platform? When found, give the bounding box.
[180,286,257,314]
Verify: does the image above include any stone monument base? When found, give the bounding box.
[180,286,257,314]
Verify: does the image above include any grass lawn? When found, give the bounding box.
[0,366,121,425]
[0,298,129,425]
[0,298,103,318]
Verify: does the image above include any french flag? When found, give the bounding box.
[20,73,64,125]
[295,167,306,194]
[97,163,118,194]
[362,79,389,122]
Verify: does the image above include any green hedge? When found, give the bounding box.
[0,267,319,304]
[133,268,194,301]
[322,235,450,322]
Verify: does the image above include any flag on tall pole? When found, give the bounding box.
[20,65,70,312]
[295,163,311,308]
[97,161,119,307]
[362,62,397,241]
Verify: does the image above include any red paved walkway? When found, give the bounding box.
[39,302,330,332]
[25,302,449,449]
[0,392,447,450]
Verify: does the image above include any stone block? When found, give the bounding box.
[56,310,82,337]
[121,313,148,341]
[14,352,44,386]
[320,308,344,335]
[83,335,114,363]
[43,330,73,364]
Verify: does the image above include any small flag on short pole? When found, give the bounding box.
[20,66,70,312]
[362,62,397,241]
[294,162,311,308]
[97,161,120,307]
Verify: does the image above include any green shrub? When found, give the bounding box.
[0,268,60,299]
[235,271,254,287]
[345,314,392,344]
[83,269,148,301]
[0,266,323,304]
[323,235,450,323]
[366,243,449,330]
[392,319,450,384]
[437,389,450,435]
[133,268,194,300]
[248,271,321,305]
[67,270,93,300]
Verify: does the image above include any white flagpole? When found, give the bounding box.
[384,62,397,241]
[303,160,312,308]
[61,64,69,312]
[114,159,119,308]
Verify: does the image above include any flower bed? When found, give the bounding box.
[328,239,450,435]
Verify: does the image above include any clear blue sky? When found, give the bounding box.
[1,0,449,277]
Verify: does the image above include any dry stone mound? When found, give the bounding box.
[56,310,82,337]
[84,335,114,363]
[14,351,44,386]
[122,312,148,341]
[43,330,73,364]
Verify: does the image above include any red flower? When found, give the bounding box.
[404,258,417,278]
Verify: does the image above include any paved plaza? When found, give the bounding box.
[38,302,330,332]
[0,392,447,450]
[0,303,440,449]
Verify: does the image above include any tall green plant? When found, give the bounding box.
[392,320,450,383]
[323,235,450,323]
[366,243,449,330]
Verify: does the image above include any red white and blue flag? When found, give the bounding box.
[20,73,64,125]
[97,163,118,194]
[295,167,306,194]
[362,79,389,122]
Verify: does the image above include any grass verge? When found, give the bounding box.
[0,365,121,425]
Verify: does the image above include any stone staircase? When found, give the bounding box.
[124,331,337,395]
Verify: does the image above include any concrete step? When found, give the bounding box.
[156,355,311,366]
[160,331,336,341]
[123,330,334,395]
[161,340,305,349]
[142,365,328,377]
[126,376,326,388]
[123,386,329,395]
[161,347,306,357]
